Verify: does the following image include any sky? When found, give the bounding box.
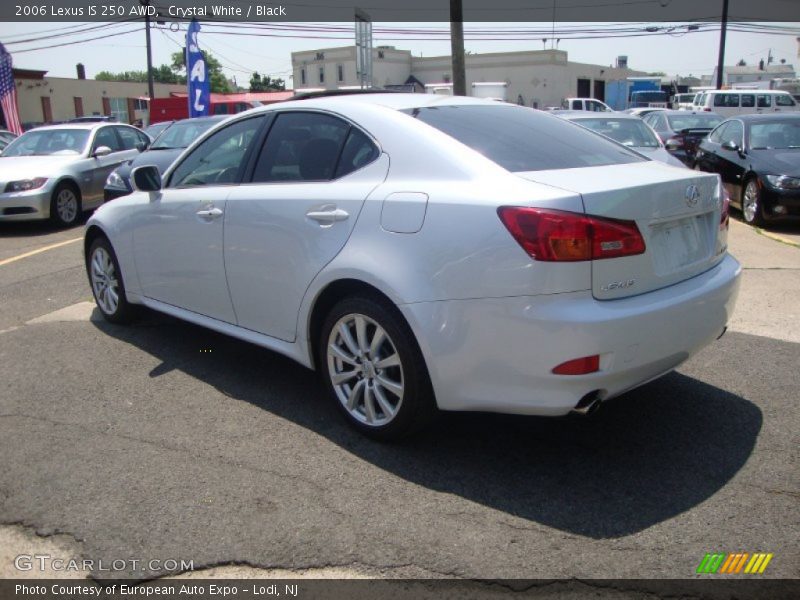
[1,21,798,87]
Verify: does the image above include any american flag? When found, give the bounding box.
[0,42,23,135]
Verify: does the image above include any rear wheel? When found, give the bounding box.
[86,237,137,324]
[319,296,437,440]
[742,178,765,227]
[50,182,81,227]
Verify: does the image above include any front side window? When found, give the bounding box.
[719,121,744,146]
[115,126,142,150]
[251,112,350,182]
[93,127,122,152]
[404,105,644,172]
[775,94,796,107]
[169,117,263,187]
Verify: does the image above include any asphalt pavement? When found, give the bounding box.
[0,212,797,583]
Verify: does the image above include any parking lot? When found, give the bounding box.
[0,214,797,581]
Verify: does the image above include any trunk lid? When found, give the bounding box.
[517,162,725,300]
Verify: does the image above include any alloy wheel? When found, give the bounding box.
[326,313,404,426]
[743,181,759,223]
[90,246,119,315]
[56,188,78,224]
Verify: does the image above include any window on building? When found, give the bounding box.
[315,52,325,61]
[133,98,148,111]
[301,68,306,85]
[108,98,129,123]
[337,65,344,82]
[319,66,325,84]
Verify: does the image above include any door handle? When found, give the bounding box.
[196,207,223,220]
[306,207,349,224]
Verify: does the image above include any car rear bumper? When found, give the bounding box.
[0,189,50,221]
[400,254,741,416]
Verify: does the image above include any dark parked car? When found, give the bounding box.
[104,115,226,200]
[695,113,800,226]
[642,110,723,166]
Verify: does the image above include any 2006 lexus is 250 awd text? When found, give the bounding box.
[84,94,741,439]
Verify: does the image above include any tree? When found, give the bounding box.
[170,50,230,93]
[736,58,747,66]
[95,65,185,85]
[249,71,286,92]
[647,71,667,77]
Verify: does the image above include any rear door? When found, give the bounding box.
[223,110,388,342]
[519,163,725,300]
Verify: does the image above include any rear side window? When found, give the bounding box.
[335,128,379,178]
[252,112,350,182]
[757,95,772,108]
[713,94,739,108]
[741,95,755,108]
[403,105,644,172]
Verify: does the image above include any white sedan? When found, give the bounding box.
[85,94,741,439]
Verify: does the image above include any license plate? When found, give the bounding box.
[650,215,711,275]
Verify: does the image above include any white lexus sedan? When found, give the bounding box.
[85,94,741,439]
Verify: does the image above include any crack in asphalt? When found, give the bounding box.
[0,413,331,497]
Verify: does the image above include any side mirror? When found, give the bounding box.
[131,165,162,192]
[135,141,149,153]
[665,139,682,151]
[721,140,739,152]
[93,145,112,158]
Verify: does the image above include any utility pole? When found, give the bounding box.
[141,0,155,103]
[450,0,466,96]
[715,0,729,90]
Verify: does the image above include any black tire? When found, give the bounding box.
[741,177,766,227]
[318,295,438,440]
[86,237,138,324]
[50,182,82,227]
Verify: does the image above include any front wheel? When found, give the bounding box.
[742,179,765,227]
[319,296,437,440]
[50,183,81,227]
[86,237,137,324]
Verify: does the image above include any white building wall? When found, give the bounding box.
[291,46,645,107]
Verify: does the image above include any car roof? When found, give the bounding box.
[659,110,721,116]
[28,122,127,132]
[736,113,800,122]
[559,111,639,120]
[173,115,228,124]
[253,92,508,114]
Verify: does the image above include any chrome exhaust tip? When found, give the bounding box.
[570,391,602,417]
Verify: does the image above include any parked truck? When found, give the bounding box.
[471,82,509,102]
[606,77,668,111]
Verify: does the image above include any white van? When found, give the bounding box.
[695,90,798,117]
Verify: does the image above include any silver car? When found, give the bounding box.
[0,123,149,226]
[556,111,686,167]
[85,94,740,440]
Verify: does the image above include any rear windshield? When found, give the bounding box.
[572,118,661,148]
[667,114,723,131]
[403,105,645,172]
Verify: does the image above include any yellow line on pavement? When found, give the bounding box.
[0,237,82,267]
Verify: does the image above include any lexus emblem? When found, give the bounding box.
[685,185,700,207]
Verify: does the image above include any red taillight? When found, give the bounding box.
[552,355,600,375]
[497,207,646,262]
[703,107,711,112]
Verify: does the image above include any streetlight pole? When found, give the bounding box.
[141,0,155,103]
[715,0,729,89]
[450,0,466,96]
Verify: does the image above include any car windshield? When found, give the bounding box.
[572,118,661,148]
[667,114,722,131]
[749,121,800,149]
[151,119,219,150]
[144,122,171,139]
[404,104,645,172]
[0,129,89,157]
